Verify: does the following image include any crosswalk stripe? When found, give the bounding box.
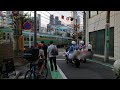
[56,59,65,60]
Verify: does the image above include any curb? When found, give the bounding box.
[86,59,113,68]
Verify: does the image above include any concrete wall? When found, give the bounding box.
[86,11,120,60]
[0,42,13,63]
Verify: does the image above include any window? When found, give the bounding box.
[31,36,33,41]
[7,33,10,39]
[24,36,26,41]
[27,37,29,41]
[3,33,6,40]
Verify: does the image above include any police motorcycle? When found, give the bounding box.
[65,41,81,68]
[79,41,87,63]
[64,41,92,68]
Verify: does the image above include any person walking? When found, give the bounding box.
[87,42,93,59]
[88,42,92,51]
[37,43,45,76]
[47,41,58,71]
[41,41,48,68]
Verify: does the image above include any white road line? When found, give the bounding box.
[59,52,64,54]
[57,65,67,79]
[56,59,65,60]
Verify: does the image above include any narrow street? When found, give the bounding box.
[15,48,116,79]
[56,48,116,79]
[0,11,119,79]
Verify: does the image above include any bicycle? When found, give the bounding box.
[23,53,48,79]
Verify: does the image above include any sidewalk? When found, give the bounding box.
[86,55,115,68]
[14,57,28,67]
[13,58,52,79]
[7,57,29,79]
[93,55,114,64]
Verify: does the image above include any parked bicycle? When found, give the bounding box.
[23,53,48,79]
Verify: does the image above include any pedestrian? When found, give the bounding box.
[87,42,93,59]
[37,43,45,76]
[68,41,78,53]
[47,41,58,71]
[79,40,86,51]
[41,41,48,68]
[66,41,78,60]
[33,46,39,61]
[26,46,39,61]
[64,45,69,52]
[88,42,92,51]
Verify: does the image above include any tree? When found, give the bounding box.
[10,13,33,29]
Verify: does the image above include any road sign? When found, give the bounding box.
[23,22,32,30]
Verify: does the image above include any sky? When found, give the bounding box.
[24,11,83,28]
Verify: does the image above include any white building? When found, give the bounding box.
[0,11,24,28]
[6,11,12,27]
[40,27,47,33]
[85,11,120,61]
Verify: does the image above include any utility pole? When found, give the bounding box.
[12,11,19,56]
[72,11,78,44]
[83,11,86,44]
[104,11,110,62]
[34,11,37,47]
[76,19,78,45]
[38,14,41,33]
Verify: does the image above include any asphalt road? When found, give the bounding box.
[56,48,116,79]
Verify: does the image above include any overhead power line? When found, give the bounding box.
[30,11,50,20]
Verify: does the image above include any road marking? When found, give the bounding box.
[56,59,65,61]
[57,65,67,79]
[59,52,64,54]
[48,61,67,79]
[87,59,113,68]
[48,61,63,79]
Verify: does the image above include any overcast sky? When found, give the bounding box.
[24,11,83,28]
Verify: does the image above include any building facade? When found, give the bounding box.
[0,11,3,27]
[50,15,54,25]
[85,11,120,60]
[0,11,24,28]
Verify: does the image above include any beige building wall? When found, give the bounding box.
[86,11,120,60]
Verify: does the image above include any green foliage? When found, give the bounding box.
[10,13,33,29]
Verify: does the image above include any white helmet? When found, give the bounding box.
[71,41,76,44]
[80,41,84,44]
